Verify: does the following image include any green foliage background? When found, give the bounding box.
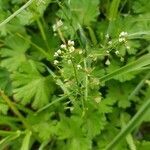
[0,0,150,149]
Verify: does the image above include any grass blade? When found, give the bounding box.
[105,98,150,150]
[0,0,34,28]
[21,130,32,150]
[100,54,150,82]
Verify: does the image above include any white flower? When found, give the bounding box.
[106,50,110,54]
[56,20,63,28]
[77,64,82,70]
[115,50,120,55]
[119,37,125,42]
[69,46,75,53]
[52,25,57,32]
[68,60,72,64]
[119,31,128,37]
[60,44,66,49]
[52,19,63,32]
[68,40,75,46]
[79,50,83,54]
[54,60,59,65]
[57,49,62,54]
[126,46,130,50]
[108,41,112,45]
[54,52,59,57]
[119,31,128,43]
[105,59,110,65]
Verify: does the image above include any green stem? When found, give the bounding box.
[36,93,72,114]
[17,33,51,60]
[84,58,88,102]
[0,91,32,130]
[14,102,34,114]
[70,58,80,88]
[0,0,35,27]
[37,19,50,51]
[128,72,150,100]
[105,98,150,150]
[120,113,136,150]
[0,130,24,136]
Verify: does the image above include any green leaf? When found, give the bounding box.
[17,0,52,25]
[132,0,150,14]
[12,61,54,109]
[0,98,8,115]
[0,130,21,150]
[0,67,12,94]
[83,112,106,138]
[108,0,121,20]
[105,98,150,150]
[0,35,30,71]
[137,141,150,150]
[100,54,150,82]
[21,130,32,150]
[57,0,100,35]
[68,137,92,150]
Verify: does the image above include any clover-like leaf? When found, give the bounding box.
[0,35,30,71]
[12,61,54,109]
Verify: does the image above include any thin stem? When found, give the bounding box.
[128,72,150,100]
[120,113,136,150]
[16,33,51,60]
[46,66,76,103]
[56,1,85,49]
[36,93,72,114]
[13,102,34,114]
[57,28,66,44]
[105,98,150,150]
[0,91,32,130]
[84,58,88,102]
[70,57,80,88]
[0,0,35,28]
[0,130,24,136]
[37,19,50,51]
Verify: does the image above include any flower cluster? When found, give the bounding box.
[53,40,83,70]
[119,31,128,42]
[53,40,75,65]
[52,20,63,32]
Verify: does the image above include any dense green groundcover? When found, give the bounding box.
[0,0,150,149]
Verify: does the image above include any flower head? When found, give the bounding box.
[54,60,59,65]
[68,40,75,46]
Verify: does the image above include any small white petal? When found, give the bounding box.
[79,50,83,54]
[106,50,110,54]
[115,50,120,55]
[60,44,66,49]
[68,60,72,64]
[108,41,112,45]
[126,46,130,49]
[54,60,59,65]
[57,49,62,54]
[69,46,75,53]
[56,20,63,28]
[54,52,59,57]
[105,59,111,65]
[77,64,82,70]
[68,40,75,46]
